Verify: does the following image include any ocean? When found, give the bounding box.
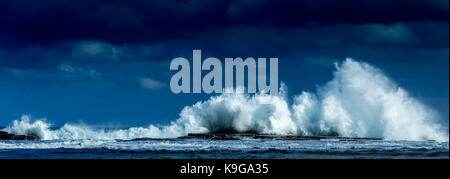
[0,138,448,159]
[1,59,449,159]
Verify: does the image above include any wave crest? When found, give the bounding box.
[4,58,448,141]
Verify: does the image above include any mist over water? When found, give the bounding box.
[4,59,448,141]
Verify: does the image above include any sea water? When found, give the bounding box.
[0,138,448,159]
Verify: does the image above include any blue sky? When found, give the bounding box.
[0,0,448,127]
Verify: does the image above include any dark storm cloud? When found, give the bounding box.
[0,0,448,45]
[0,0,448,69]
[227,0,449,26]
[1,22,448,69]
[0,0,230,46]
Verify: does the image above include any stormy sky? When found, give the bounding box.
[0,0,448,126]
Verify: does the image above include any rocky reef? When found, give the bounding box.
[178,132,382,141]
[0,131,38,140]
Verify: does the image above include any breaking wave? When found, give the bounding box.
[4,58,448,141]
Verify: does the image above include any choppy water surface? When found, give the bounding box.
[0,139,447,159]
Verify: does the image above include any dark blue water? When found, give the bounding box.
[0,139,448,159]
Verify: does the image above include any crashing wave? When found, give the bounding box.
[4,58,448,141]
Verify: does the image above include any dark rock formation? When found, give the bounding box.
[0,131,38,140]
[178,132,382,141]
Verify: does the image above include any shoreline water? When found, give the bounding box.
[0,131,448,159]
[0,138,448,159]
